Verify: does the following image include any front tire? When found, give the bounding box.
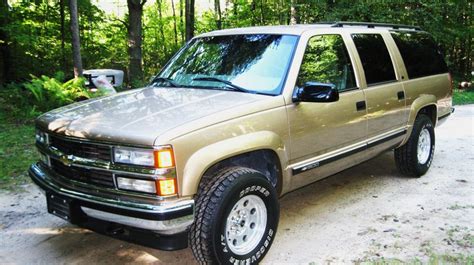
[189,167,279,264]
[395,114,435,177]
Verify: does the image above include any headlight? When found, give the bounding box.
[113,146,175,168]
[113,146,177,195]
[114,147,155,167]
[116,176,177,196]
[35,130,49,145]
[116,177,157,193]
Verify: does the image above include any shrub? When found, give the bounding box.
[0,72,100,122]
[24,74,94,111]
[0,82,38,121]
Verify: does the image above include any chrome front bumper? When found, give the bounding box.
[29,163,194,235]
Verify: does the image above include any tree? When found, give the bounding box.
[0,0,471,86]
[59,0,67,73]
[179,0,185,41]
[214,0,222,29]
[127,0,146,83]
[156,0,167,55]
[0,0,10,85]
[290,0,299,25]
[69,0,83,77]
[171,0,179,47]
[185,0,194,41]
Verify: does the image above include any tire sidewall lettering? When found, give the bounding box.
[418,122,435,167]
[216,177,278,264]
[239,185,270,198]
[224,228,275,265]
[412,117,435,176]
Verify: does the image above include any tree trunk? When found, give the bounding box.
[0,0,10,84]
[290,0,299,25]
[69,0,83,77]
[157,0,167,55]
[171,0,179,48]
[214,0,222,29]
[127,0,146,83]
[260,0,265,24]
[185,0,194,41]
[251,1,256,26]
[179,0,185,42]
[59,0,66,73]
[461,2,471,80]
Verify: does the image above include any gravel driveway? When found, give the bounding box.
[1,105,473,264]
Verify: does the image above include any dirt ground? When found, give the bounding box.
[0,105,473,264]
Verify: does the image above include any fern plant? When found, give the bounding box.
[24,74,95,112]
[1,72,102,121]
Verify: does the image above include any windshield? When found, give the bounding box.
[156,34,299,95]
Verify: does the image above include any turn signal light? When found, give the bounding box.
[156,178,177,196]
[154,149,175,168]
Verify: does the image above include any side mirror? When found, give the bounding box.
[293,82,339,103]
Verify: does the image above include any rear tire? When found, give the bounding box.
[189,167,279,264]
[395,114,435,177]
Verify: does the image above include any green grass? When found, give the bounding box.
[0,113,38,190]
[453,89,474,105]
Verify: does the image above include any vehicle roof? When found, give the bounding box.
[197,23,422,37]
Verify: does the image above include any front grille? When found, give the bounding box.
[51,159,115,188]
[50,135,112,161]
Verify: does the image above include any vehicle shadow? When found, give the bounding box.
[12,151,403,264]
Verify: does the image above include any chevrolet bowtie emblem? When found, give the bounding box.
[59,155,73,167]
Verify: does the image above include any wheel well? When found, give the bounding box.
[202,149,283,195]
[418,105,437,125]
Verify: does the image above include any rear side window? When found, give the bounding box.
[391,31,448,79]
[352,34,396,86]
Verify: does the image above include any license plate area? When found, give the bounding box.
[47,192,72,221]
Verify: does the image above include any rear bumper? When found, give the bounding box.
[437,107,455,127]
[29,163,194,239]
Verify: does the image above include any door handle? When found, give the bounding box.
[397,91,405,100]
[356,101,366,111]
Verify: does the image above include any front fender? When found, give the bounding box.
[180,131,288,196]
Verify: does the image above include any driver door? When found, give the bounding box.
[286,34,368,189]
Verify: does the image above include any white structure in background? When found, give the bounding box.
[83,69,124,95]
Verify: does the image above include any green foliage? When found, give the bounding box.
[0,112,37,189]
[142,1,184,79]
[453,89,474,105]
[0,0,471,86]
[1,1,129,82]
[24,74,93,111]
[0,73,98,121]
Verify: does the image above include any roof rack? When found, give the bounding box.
[328,21,422,31]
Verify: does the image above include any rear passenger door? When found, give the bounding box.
[351,33,408,140]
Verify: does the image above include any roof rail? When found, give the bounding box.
[329,21,422,31]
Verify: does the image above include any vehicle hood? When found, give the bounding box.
[36,87,268,146]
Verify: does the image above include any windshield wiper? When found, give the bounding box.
[192,77,251,93]
[151,77,178,87]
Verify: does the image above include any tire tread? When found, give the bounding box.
[190,167,259,264]
[395,114,434,177]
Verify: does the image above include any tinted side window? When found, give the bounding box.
[352,34,396,85]
[391,31,448,79]
[297,34,356,92]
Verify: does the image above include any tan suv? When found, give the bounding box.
[30,22,453,264]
